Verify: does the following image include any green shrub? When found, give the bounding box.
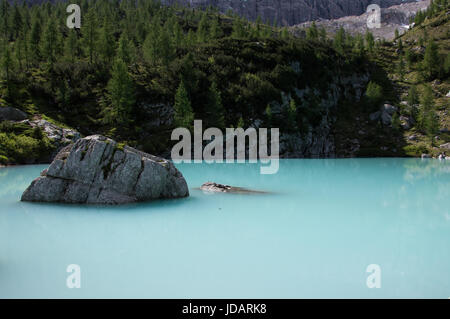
[0,155,8,164]
[404,144,429,157]
[0,132,54,164]
[365,81,383,110]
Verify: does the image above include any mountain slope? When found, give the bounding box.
[334,0,450,158]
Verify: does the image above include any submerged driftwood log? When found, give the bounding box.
[199,182,267,194]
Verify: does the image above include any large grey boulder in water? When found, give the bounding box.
[21,135,189,204]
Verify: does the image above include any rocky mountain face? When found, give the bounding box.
[292,0,430,40]
[164,0,417,25]
[275,72,370,158]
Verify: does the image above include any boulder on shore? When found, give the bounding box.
[0,106,27,121]
[21,135,189,204]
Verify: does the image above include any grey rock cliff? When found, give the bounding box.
[293,0,430,40]
[164,0,417,26]
[21,135,189,204]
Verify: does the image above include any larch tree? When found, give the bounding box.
[106,58,135,127]
[98,17,116,65]
[174,80,194,130]
[64,29,79,63]
[82,8,98,64]
[422,39,440,80]
[41,19,58,68]
[205,81,225,128]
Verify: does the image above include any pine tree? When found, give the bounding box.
[407,85,419,121]
[236,117,244,128]
[354,34,365,54]
[10,2,22,40]
[117,32,134,65]
[179,53,198,96]
[418,85,434,133]
[21,31,30,70]
[405,49,414,70]
[265,104,272,125]
[365,31,375,53]
[407,85,419,107]
[280,27,289,40]
[287,98,297,130]
[98,17,116,65]
[28,19,41,63]
[14,36,25,71]
[334,27,346,53]
[186,29,196,48]
[41,19,57,68]
[197,12,208,42]
[205,81,225,128]
[444,53,450,76]
[173,21,183,47]
[421,87,439,142]
[82,8,98,64]
[391,112,401,130]
[0,0,10,41]
[398,38,403,52]
[365,81,383,109]
[319,27,327,42]
[306,22,318,41]
[143,17,162,65]
[397,55,405,81]
[422,39,440,80]
[231,17,245,39]
[158,23,175,66]
[64,29,79,63]
[1,45,12,95]
[209,15,221,39]
[425,111,439,145]
[174,80,194,129]
[106,58,135,126]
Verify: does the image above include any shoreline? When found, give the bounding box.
[1,155,445,168]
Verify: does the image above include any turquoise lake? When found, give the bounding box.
[0,159,449,298]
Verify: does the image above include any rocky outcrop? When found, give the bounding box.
[28,119,80,144]
[20,118,81,159]
[369,103,398,126]
[0,106,28,121]
[399,115,414,130]
[21,135,189,204]
[271,73,369,158]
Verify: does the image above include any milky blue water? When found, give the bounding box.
[0,159,449,298]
